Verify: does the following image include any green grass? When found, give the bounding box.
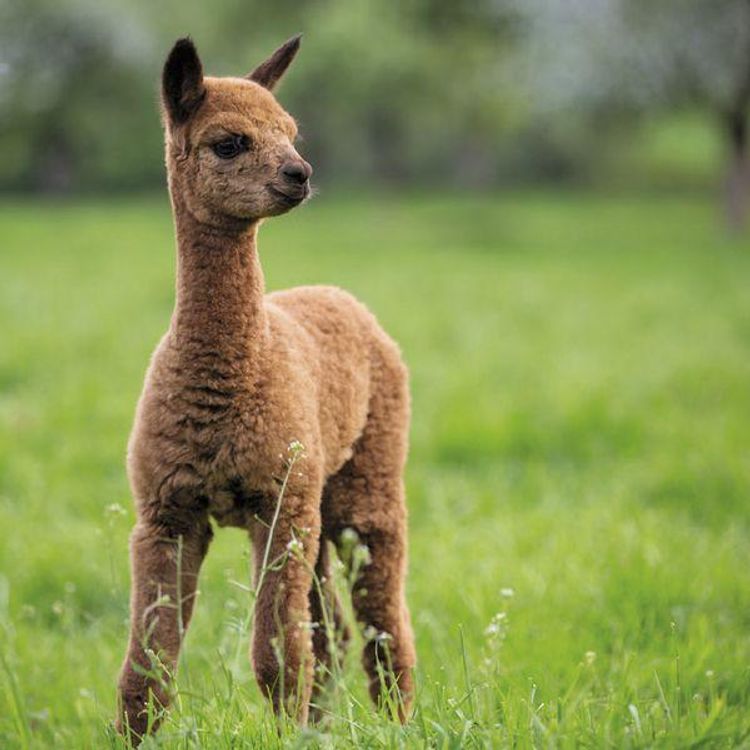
[1,188,749,748]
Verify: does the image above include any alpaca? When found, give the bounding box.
[115,35,415,741]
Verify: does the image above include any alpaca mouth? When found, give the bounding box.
[268,184,309,206]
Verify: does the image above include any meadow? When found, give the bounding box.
[1,189,749,748]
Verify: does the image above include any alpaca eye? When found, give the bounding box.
[212,135,249,159]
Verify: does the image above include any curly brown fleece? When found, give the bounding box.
[115,36,415,741]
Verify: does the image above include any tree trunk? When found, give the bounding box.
[724,0,750,233]
[725,108,749,233]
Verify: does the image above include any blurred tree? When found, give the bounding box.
[0,0,520,192]
[4,0,746,199]
[500,0,750,229]
[0,0,160,191]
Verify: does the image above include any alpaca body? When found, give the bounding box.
[116,36,415,742]
[129,273,401,534]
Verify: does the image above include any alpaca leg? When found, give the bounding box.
[116,517,212,741]
[324,375,415,720]
[250,499,320,724]
[308,540,351,719]
[345,507,415,721]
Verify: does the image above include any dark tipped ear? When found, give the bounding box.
[247,34,302,91]
[162,37,206,125]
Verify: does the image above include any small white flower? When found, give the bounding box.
[500,587,515,599]
[485,612,508,639]
[353,543,371,567]
[288,440,305,457]
[585,651,597,665]
[286,537,304,556]
[363,625,378,640]
[340,528,358,545]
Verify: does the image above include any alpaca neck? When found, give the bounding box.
[171,197,267,379]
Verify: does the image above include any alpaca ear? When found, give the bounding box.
[162,37,206,125]
[247,34,302,91]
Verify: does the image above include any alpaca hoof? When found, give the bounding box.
[369,667,414,723]
[116,688,158,745]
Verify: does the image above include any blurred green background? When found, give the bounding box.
[2,1,750,748]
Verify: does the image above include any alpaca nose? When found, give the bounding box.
[281,160,312,185]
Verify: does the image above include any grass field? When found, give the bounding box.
[1,189,749,748]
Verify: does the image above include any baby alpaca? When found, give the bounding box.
[115,35,415,740]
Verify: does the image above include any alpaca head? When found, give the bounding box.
[161,36,312,226]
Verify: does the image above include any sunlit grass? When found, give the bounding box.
[1,189,749,747]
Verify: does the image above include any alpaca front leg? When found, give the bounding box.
[116,518,212,741]
[250,503,320,724]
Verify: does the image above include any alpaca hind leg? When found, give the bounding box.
[324,385,415,720]
[308,539,351,719]
[345,510,415,721]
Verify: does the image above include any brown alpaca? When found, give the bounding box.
[115,36,415,741]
